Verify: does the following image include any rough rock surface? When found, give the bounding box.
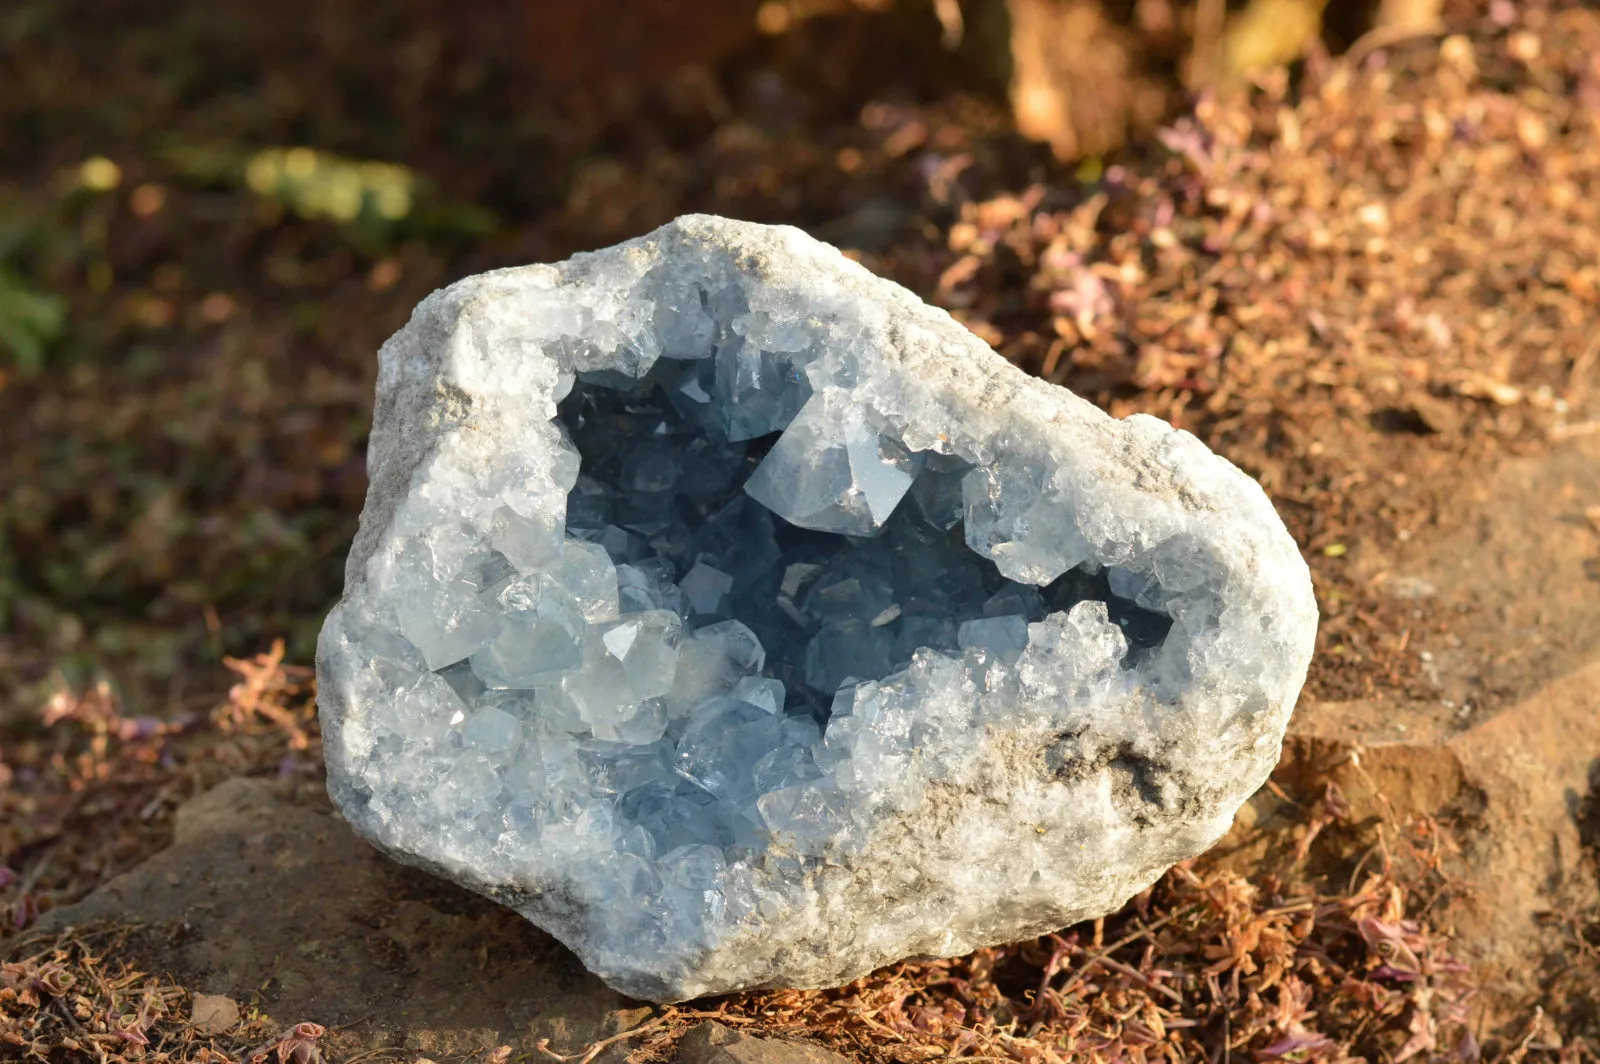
[677,1022,854,1064]
[316,214,1318,1001]
[28,778,635,1060]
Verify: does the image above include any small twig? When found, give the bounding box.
[848,1012,912,1042]
[1051,909,1189,1000]
[536,1010,677,1064]
[1345,1009,1377,1053]
[1263,778,1305,809]
[1550,420,1600,440]
[1090,955,1183,1004]
[52,995,93,1047]
[1345,838,1384,897]
[1566,326,1600,405]
[1495,1006,1546,1064]
[1343,19,1448,69]
[670,1010,758,1024]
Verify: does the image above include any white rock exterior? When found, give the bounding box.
[316,215,1318,1002]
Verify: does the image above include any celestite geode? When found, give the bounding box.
[315,215,1318,1001]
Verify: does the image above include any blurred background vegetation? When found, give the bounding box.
[0,0,1579,715]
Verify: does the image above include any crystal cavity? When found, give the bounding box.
[316,215,1318,1002]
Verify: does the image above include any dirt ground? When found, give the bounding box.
[3,0,1599,1060]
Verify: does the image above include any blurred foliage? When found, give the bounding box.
[1000,0,1447,160]
[0,189,64,375]
[1219,0,1330,83]
[0,267,65,375]
[157,137,498,247]
[244,146,414,226]
[0,156,143,374]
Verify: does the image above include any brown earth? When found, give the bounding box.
[21,429,1593,1057]
[1210,432,1600,1011]
[4,0,1600,1059]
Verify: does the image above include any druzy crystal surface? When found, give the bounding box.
[317,216,1318,1001]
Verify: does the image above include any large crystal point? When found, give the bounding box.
[317,215,1318,1002]
[743,389,923,535]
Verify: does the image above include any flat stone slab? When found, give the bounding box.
[28,778,635,1061]
[679,1022,855,1064]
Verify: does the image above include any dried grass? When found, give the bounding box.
[1,925,312,1063]
[690,828,1491,1063]
[0,647,319,939]
[518,797,1596,1064]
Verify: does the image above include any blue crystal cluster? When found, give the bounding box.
[351,330,1176,959]
[553,374,1167,727]
[319,217,1318,1002]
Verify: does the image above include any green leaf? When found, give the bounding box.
[0,266,67,374]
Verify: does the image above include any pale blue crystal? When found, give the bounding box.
[469,583,586,689]
[604,698,670,746]
[379,671,467,747]
[743,391,921,536]
[896,615,959,658]
[591,524,650,564]
[394,570,499,671]
[958,614,1030,662]
[434,658,486,707]
[679,562,734,617]
[742,419,853,531]
[983,585,1046,622]
[658,843,727,891]
[691,496,780,585]
[623,449,684,494]
[600,611,684,701]
[616,560,689,616]
[565,476,615,537]
[907,453,969,531]
[489,504,564,573]
[801,566,895,628]
[804,619,896,694]
[553,610,684,738]
[776,562,822,627]
[675,698,785,800]
[714,334,813,442]
[653,282,716,360]
[547,539,620,622]
[845,420,922,526]
[750,737,822,793]
[755,780,851,850]
[620,777,742,853]
[729,676,785,713]
[462,704,523,751]
[434,754,502,813]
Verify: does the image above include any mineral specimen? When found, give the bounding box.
[316,215,1318,1002]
